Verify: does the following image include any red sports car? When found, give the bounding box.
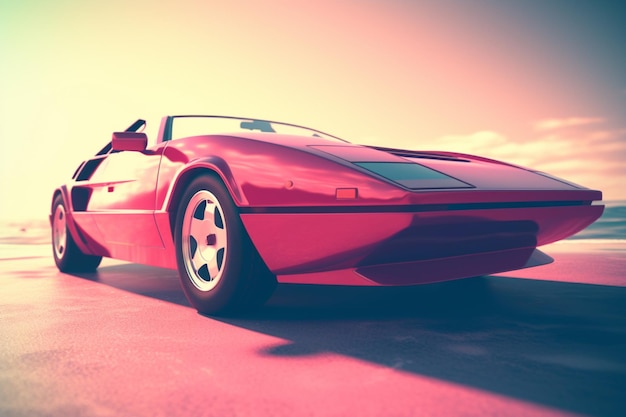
[50,115,604,314]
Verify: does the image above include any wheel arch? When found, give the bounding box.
[50,188,64,223]
[50,186,97,256]
[50,186,72,226]
[165,159,245,239]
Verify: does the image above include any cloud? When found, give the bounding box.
[533,117,604,131]
[428,119,626,200]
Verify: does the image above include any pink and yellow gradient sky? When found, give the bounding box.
[1,0,625,219]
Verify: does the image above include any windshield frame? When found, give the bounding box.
[160,115,349,143]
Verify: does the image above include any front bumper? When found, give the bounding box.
[240,203,603,285]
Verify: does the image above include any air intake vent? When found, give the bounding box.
[354,162,473,190]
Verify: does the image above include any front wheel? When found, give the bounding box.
[51,195,102,272]
[174,175,276,315]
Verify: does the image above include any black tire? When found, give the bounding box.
[51,195,102,273]
[174,175,276,315]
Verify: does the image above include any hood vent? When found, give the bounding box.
[354,162,473,190]
[369,146,471,163]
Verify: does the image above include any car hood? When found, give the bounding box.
[308,144,587,191]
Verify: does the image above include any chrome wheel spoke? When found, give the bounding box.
[207,255,220,280]
[189,215,209,244]
[214,226,227,249]
[204,202,217,227]
[197,245,217,276]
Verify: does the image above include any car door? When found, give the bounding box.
[86,142,167,248]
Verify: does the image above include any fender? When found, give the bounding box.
[161,156,248,214]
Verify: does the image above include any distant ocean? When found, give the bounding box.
[569,201,626,240]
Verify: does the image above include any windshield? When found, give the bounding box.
[168,115,347,143]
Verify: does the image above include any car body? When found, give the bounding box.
[50,115,604,314]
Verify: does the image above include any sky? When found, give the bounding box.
[1,0,625,220]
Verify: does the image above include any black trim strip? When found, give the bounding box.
[239,200,590,214]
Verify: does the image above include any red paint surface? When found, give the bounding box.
[53,116,603,281]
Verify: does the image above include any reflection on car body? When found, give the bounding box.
[50,115,604,314]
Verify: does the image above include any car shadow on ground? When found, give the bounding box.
[225,277,626,417]
[75,264,626,417]
[71,263,191,307]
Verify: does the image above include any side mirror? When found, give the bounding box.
[111,132,147,152]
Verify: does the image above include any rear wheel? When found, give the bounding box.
[51,195,102,272]
[174,175,276,315]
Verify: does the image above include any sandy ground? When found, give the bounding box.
[1,232,625,417]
